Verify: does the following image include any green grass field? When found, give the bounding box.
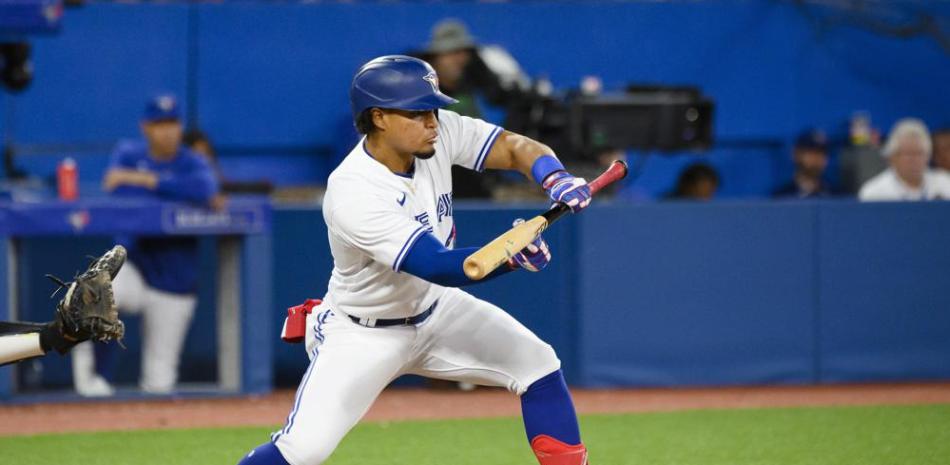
[2,404,948,465]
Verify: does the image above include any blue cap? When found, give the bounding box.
[143,94,181,122]
[795,129,828,151]
[350,55,458,119]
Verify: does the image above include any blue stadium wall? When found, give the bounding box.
[14,201,950,389]
[1,1,949,197]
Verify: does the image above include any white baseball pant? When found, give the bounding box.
[273,286,561,465]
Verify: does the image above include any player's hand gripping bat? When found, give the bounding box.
[463,160,629,280]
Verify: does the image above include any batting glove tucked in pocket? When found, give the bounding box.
[508,218,552,272]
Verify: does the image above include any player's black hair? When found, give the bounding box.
[355,107,440,135]
[355,108,379,135]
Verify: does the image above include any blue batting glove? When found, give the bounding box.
[508,218,552,272]
[542,171,592,213]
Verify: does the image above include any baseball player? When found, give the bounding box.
[71,94,219,396]
[0,246,125,366]
[237,55,592,465]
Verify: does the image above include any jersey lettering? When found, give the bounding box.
[414,212,434,233]
[436,192,453,223]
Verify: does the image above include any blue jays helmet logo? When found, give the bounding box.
[423,72,440,93]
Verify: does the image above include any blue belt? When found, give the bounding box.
[348,300,437,328]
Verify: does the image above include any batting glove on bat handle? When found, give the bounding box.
[542,171,592,213]
[507,218,552,272]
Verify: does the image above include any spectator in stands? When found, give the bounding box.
[859,118,950,201]
[422,19,481,118]
[932,128,950,174]
[71,94,219,396]
[665,162,719,201]
[773,129,834,199]
[418,18,529,119]
[416,19,531,199]
[419,19,492,199]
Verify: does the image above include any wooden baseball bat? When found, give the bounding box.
[463,160,629,280]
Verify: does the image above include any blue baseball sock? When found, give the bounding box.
[237,442,291,465]
[520,369,582,445]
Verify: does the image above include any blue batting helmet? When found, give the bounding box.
[349,55,458,119]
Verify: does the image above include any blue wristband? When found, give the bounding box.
[531,155,565,186]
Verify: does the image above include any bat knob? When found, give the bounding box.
[463,258,487,281]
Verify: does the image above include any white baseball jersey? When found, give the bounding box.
[859,168,950,201]
[322,110,503,319]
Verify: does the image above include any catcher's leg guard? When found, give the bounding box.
[530,435,589,465]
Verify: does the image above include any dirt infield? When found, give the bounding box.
[1,383,948,437]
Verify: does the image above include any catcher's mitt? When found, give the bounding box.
[46,245,127,347]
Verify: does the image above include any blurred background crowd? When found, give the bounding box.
[1,0,949,397]
[2,1,948,205]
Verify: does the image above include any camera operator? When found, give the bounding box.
[414,19,534,199]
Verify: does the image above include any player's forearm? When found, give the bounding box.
[400,233,513,287]
[405,247,512,287]
[103,168,158,192]
[487,131,556,180]
[0,333,45,366]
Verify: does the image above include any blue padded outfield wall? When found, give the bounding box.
[17,201,950,389]
[578,203,818,386]
[579,201,950,386]
[2,1,950,196]
[816,203,950,383]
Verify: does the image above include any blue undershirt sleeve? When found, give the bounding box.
[400,232,515,287]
